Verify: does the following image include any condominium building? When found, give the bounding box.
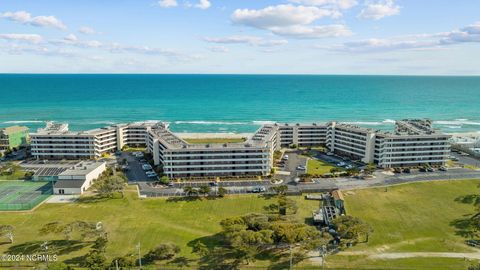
[276,123,327,147]
[30,118,451,172]
[31,121,157,159]
[327,119,451,168]
[147,124,278,179]
[0,125,29,150]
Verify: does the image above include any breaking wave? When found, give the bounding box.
[3,120,44,124]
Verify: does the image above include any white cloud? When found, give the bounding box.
[232,5,340,29]
[231,4,349,39]
[50,34,103,48]
[195,0,211,9]
[79,26,96,35]
[332,22,480,52]
[0,33,43,44]
[358,0,400,20]
[158,0,178,8]
[270,24,352,39]
[1,11,67,30]
[289,0,358,10]
[208,46,229,53]
[204,35,288,47]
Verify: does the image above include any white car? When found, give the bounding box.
[142,164,152,171]
[146,171,157,177]
[282,155,289,160]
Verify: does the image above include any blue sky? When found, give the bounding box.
[0,0,479,74]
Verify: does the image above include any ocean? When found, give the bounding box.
[0,74,479,134]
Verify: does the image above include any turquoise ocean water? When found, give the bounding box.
[0,74,479,133]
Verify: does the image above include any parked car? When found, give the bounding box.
[296,165,306,170]
[439,166,448,171]
[426,167,434,172]
[393,168,402,174]
[251,186,266,193]
[146,171,158,178]
[209,182,219,186]
[142,164,153,171]
[326,152,334,156]
[282,155,289,160]
[403,168,411,173]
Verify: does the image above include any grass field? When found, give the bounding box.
[0,187,319,266]
[0,181,52,210]
[0,180,479,269]
[306,158,338,175]
[183,138,246,144]
[0,170,27,180]
[325,179,480,269]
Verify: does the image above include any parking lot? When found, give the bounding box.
[120,152,157,182]
[275,151,307,182]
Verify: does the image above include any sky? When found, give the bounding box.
[0,0,479,75]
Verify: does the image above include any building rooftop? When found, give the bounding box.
[0,125,29,135]
[54,179,85,189]
[151,123,276,150]
[59,161,105,176]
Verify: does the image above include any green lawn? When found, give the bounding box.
[1,180,480,269]
[0,170,27,180]
[306,158,339,175]
[325,179,480,269]
[0,187,319,266]
[183,138,246,144]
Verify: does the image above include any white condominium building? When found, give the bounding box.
[31,121,157,159]
[327,119,451,168]
[147,124,278,179]
[276,123,327,147]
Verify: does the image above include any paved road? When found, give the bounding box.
[137,167,480,197]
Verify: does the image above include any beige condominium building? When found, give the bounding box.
[327,119,451,168]
[30,121,157,159]
[147,124,279,179]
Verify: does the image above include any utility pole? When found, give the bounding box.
[136,242,142,269]
[289,244,293,270]
[115,259,119,270]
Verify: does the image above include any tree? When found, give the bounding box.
[183,186,198,196]
[330,167,341,174]
[265,196,298,215]
[83,250,106,270]
[217,187,227,198]
[363,163,376,176]
[159,175,170,185]
[92,236,108,253]
[333,215,373,248]
[219,213,331,266]
[198,185,211,197]
[0,225,14,243]
[109,255,136,269]
[346,167,360,177]
[46,262,74,270]
[93,173,126,198]
[271,185,288,196]
[144,243,180,262]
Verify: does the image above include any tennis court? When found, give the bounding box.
[0,181,52,211]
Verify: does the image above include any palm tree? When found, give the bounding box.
[183,186,196,196]
[198,185,211,197]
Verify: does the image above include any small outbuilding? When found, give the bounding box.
[331,190,345,214]
[54,161,106,195]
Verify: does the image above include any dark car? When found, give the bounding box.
[403,168,411,173]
